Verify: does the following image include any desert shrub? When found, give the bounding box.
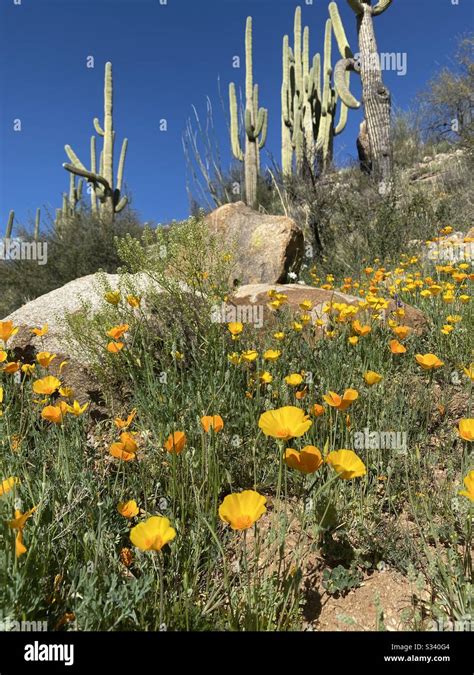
[0,209,144,318]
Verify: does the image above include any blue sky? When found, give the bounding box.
[0,0,471,234]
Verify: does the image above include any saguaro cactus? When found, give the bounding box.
[333,0,393,190]
[5,210,14,239]
[63,62,128,223]
[229,17,268,209]
[55,174,83,232]
[34,208,41,242]
[282,5,352,176]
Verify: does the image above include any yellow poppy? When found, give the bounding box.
[130,516,176,551]
[105,291,121,305]
[114,409,137,430]
[259,371,273,384]
[14,530,27,558]
[463,364,474,381]
[263,349,281,361]
[0,321,19,344]
[117,500,139,519]
[415,353,444,370]
[107,341,124,353]
[3,362,20,374]
[284,446,323,474]
[218,490,267,530]
[258,406,312,440]
[8,506,37,530]
[285,373,303,387]
[312,403,325,417]
[389,339,406,354]
[126,295,141,308]
[33,376,61,395]
[66,400,89,417]
[163,431,187,454]
[392,325,411,340]
[241,350,258,362]
[201,415,224,433]
[31,324,48,337]
[323,389,358,411]
[352,320,371,336]
[326,449,366,479]
[107,324,129,340]
[459,470,474,502]
[0,476,19,496]
[458,419,474,442]
[36,352,56,368]
[227,322,243,337]
[41,404,66,425]
[364,371,383,386]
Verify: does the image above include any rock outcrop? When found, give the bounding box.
[205,201,304,286]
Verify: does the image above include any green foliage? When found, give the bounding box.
[322,563,363,596]
[0,210,143,318]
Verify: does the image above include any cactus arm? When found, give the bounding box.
[258,109,268,149]
[245,17,253,103]
[335,100,349,135]
[64,145,88,172]
[321,18,333,116]
[253,83,259,128]
[329,2,354,59]
[116,138,128,192]
[347,0,364,14]
[115,195,128,213]
[313,53,321,101]
[62,163,111,190]
[6,210,14,238]
[90,136,97,173]
[294,6,302,93]
[303,26,310,78]
[334,58,361,108]
[69,172,75,204]
[93,118,105,136]
[254,106,266,137]
[282,36,291,123]
[373,0,393,16]
[229,83,244,161]
[245,108,255,140]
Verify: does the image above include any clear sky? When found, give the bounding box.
[0,0,472,234]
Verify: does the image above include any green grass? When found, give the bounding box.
[0,224,472,632]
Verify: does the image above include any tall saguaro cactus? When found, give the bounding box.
[63,62,128,223]
[282,5,352,177]
[229,17,268,209]
[333,0,393,191]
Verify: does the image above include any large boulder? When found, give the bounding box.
[204,201,304,285]
[230,283,427,335]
